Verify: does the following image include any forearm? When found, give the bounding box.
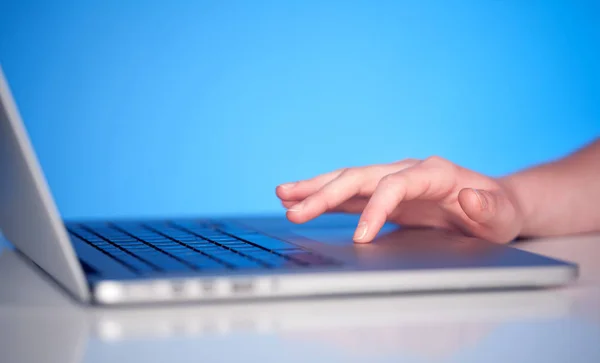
[500,139,600,237]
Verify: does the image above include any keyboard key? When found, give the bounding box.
[158,244,190,251]
[206,252,263,268]
[185,240,215,246]
[217,242,251,248]
[109,253,156,273]
[213,223,259,235]
[170,236,204,242]
[178,256,227,270]
[133,251,190,271]
[229,245,264,252]
[207,248,240,255]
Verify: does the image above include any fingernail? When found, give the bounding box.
[472,188,488,210]
[280,182,296,189]
[287,201,304,212]
[353,221,369,241]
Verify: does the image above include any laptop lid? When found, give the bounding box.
[0,65,89,302]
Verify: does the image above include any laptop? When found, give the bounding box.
[0,245,578,362]
[0,66,578,305]
[0,246,577,363]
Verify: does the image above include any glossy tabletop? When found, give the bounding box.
[1,233,599,363]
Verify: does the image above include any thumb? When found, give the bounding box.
[457,188,521,243]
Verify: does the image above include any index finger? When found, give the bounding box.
[276,159,420,202]
[276,169,345,201]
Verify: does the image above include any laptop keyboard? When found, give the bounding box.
[67,220,338,274]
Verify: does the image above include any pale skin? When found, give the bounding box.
[276,138,600,243]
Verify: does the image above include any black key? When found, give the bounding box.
[139,236,171,242]
[230,245,264,251]
[215,224,258,235]
[132,250,190,271]
[189,247,223,253]
[179,256,227,269]
[114,254,156,272]
[143,240,173,245]
[160,246,199,254]
[207,248,240,255]
[187,242,221,248]
[172,236,205,242]
[120,245,154,251]
[208,236,238,241]
[199,249,231,256]
[87,241,114,248]
[159,245,191,252]
[169,250,200,257]
[217,241,251,247]
[113,241,144,248]
[202,251,262,268]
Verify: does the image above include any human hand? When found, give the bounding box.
[276,157,525,243]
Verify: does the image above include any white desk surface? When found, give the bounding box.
[1,234,599,363]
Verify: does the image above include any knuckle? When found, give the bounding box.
[395,158,421,165]
[340,167,362,181]
[366,164,386,175]
[338,167,352,177]
[423,155,447,165]
[424,155,457,172]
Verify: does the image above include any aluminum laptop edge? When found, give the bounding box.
[0,65,578,306]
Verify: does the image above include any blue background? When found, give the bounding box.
[1,0,598,220]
